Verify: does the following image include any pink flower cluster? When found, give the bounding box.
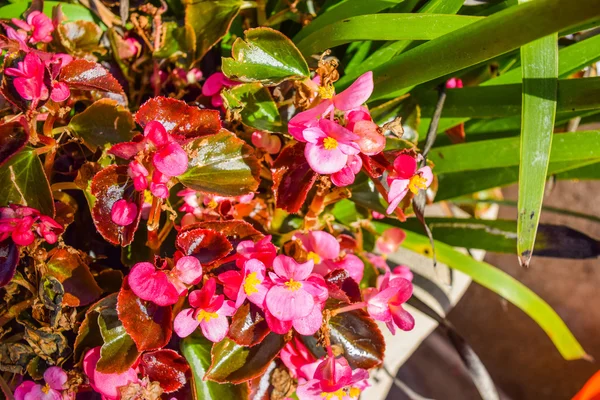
[8,11,54,45]
[109,120,190,225]
[14,366,72,400]
[0,205,63,246]
[177,188,254,226]
[288,72,385,186]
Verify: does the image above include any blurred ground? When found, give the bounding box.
[388,181,600,400]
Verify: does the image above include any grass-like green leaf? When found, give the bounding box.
[373,226,588,360]
[0,1,99,22]
[368,0,600,100]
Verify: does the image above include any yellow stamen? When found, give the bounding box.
[42,385,50,394]
[143,189,153,204]
[306,251,321,264]
[323,137,338,150]
[318,84,335,99]
[349,387,361,398]
[320,389,347,400]
[207,199,218,209]
[408,174,427,195]
[244,272,261,296]
[197,309,219,323]
[284,278,302,292]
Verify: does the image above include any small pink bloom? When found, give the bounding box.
[129,256,202,306]
[84,347,139,400]
[280,336,317,380]
[328,253,364,283]
[5,52,49,107]
[110,199,137,226]
[303,119,360,175]
[371,211,385,220]
[145,121,188,177]
[150,170,170,199]
[375,227,406,255]
[331,155,362,187]
[202,72,237,108]
[296,230,342,277]
[174,278,236,342]
[252,131,282,154]
[219,258,269,309]
[386,154,433,214]
[119,37,141,60]
[128,160,149,191]
[14,366,69,400]
[235,235,277,268]
[12,11,54,44]
[365,274,414,334]
[296,356,369,400]
[446,77,463,89]
[36,215,63,244]
[0,205,62,246]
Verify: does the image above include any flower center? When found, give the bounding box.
[42,384,50,394]
[197,309,219,323]
[207,199,218,209]
[318,84,335,99]
[244,272,261,295]
[307,251,321,264]
[323,137,338,150]
[408,174,427,194]
[320,387,361,400]
[284,279,302,292]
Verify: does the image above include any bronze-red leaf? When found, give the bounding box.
[141,349,189,393]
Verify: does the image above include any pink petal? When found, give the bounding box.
[273,255,313,281]
[108,141,144,160]
[14,381,36,400]
[288,100,333,141]
[174,308,200,338]
[265,309,293,334]
[12,229,34,246]
[331,166,355,187]
[145,120,169,147]
[202,72,226,97]
[189,278,217,308]
[318,118,359,143]
[218,270,242,300]
[44,366,67,390]
[175,256,203,285]
[376,227,406,254]
[110,199,137,226]
[128,262,179,306]
[304,142,347,175]
[389,277,413,304]
[50,81,70,102]
[308,231,340,260]
[334,254,364,283]
[266,285,314,321]
[153,142,188,177]
[22,385,61,400]
[353,120,385,155]
[200,314,229,342]
[292,304,323,335]
[386,179,409,214]
[366,288,396,322]
[302,126,327,144]
[392,154,417,180]
[418,166,434,188]
[83,347,138,400]
[390,304,415,331]
[305,275,329,303]
[296,379,323,400]
[251,131,281,154]
[333,71,373,111]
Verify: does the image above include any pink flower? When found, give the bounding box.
[218,258,269,308]
[14,366,69,400]
[446,77,463,89]
[173,278,236,342]
[296,356,369,400]
[280,336,317,380]
[365,273,414,334]
[12,11,54,44]
[4,52,49,108]
[128,160,149,191]
[146,121,188,177]
[83,347,139,400]
[202,72,237,108]
[303,119,360,175]
[252,131,282,154]
[0,205,62,246]
[289,72,374,140]
[375,227,406,255]
[44,53,72,102]
[386,154,433,214]
[371,211,385,220]
[110,199,138,226]
[331,155,362,187]
[346,110,385,156]
[265,255,327,324]
[128,256,203,306]
[235,236,277,268]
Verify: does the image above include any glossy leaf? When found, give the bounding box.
[90,165,143,246]
[0,239,18,288]
[117,276,173,352]
[56,20,104,57]
[0,121,28,167]
[517,23,558,267]
[222,27,310,85]
[369,0,600,100]
[179,130,261,196]
[271,143,318,213]
[180,332,249,399]
[68,99,135,151]
[1,51,50,111]
[206,334,285,384]
[141,349,189,393]
[185,0,242,61]
[175,228,233,265]
[222,83,282,132]
[46,248,102,307]
[96,307,140,373]
[0,148,54,217]
[228,303,270,347]
[180,221,264,252]
[296,14,481,56]
[135,96,221,139]
[60,59,125,98]
[74,294,117,362]
[377,226,587,360]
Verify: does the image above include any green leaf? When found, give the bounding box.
[179,130,261,196]
[180,333,249,400]
[184,0,242,62]
[0,148,54,217]
[369,0,600,100]
[96,308,140,374]
[222,83,282,132]
[68,99,134,151]
[555,160,600,180]
[380,217,599,258]
[429,130,600,175]
[0,1,99,22]
[205,334,285,383]
[153,21,196,67]
[373,226,587,360]
[296,14,481,56]
[517,26,558,266]
[222,27,309,85]
[293,0,406,43]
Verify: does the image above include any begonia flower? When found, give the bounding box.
[280,336,317,380]
[12,11,54,44]
[365,273,414,334]
[375,227,406,255]
[331,155,362,187]
[235,236,277,268]
[252,131,282,154]
[14,366,70,400]
[219,258,270,308]
[173,278,236,342]
[83,347,139,400]
[296,356,369,400]
[202,72,238,108]
[0,205,63,246]
[386,154,433,214]
[303,119,360,175]
[110,199,138,226]
[4,52,49,107]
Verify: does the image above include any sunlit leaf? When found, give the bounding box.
[222,83,282,132]
[46,248,102,307]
